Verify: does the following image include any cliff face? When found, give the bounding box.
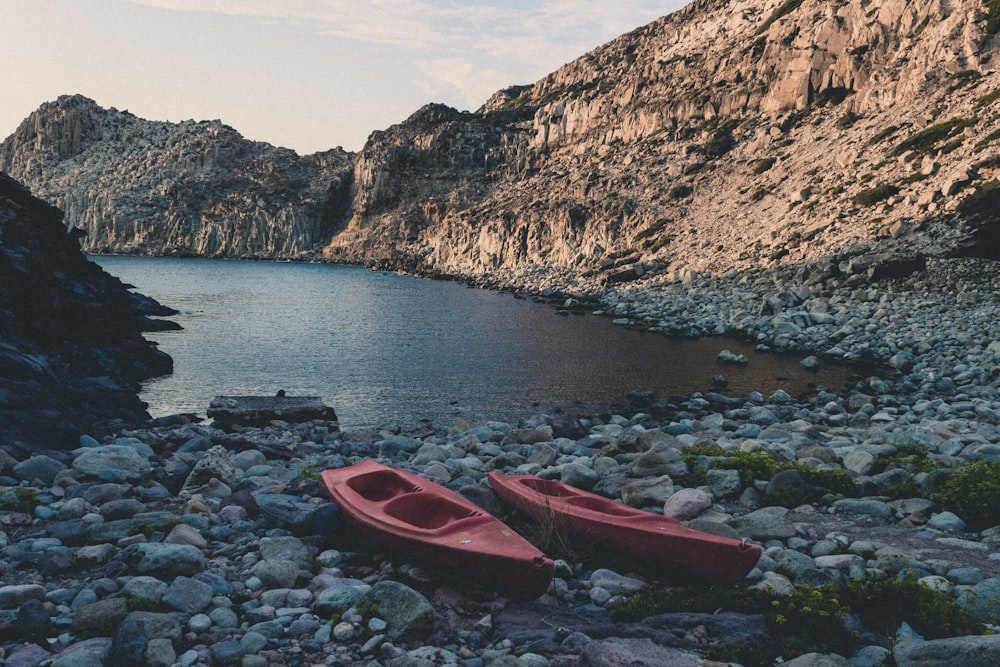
[0,174,174,449]
[0,95,354,259]
[3,1,1000,289]
[325,0,1000,289]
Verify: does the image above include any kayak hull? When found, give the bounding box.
[488,472,761,584]
[322,461,554,600]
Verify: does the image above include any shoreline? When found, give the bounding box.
[2,258,1000,665]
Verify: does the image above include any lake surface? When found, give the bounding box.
[94,256,853,428]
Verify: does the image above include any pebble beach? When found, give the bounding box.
[4,257,1000,667]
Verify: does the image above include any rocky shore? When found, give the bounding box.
[3,256,1000,667]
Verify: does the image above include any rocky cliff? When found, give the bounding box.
[0,174,174,449]
[0,95,354,259]
[325,0,1000,291]
[3,0,1000,290]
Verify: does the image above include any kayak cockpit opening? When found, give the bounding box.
[383,491,484,530]
[345,469,422,502]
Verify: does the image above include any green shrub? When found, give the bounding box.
[975,87,1000,109]
[840,573,986,637]
[893,117,978,156]
[668,184,693,199]
[989,0,1000,34]
[681,443,853,506]
[752,157,777,174]
[612,582,857,664]
[852,184,899,207]
[613,574,985,666]
[939,459,1000,530]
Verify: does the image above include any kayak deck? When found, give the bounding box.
[488,471,761,584]
[322,461,554,599]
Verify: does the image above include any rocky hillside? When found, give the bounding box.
[325,0,1000,291]
[0,174,175,449]
[0,95,354,259]
[3,0,1000,289]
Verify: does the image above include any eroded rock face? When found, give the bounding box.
[0,95,354,259]
[4,1,1000,289]
[324,0,1000,289]
[0,174,173,448]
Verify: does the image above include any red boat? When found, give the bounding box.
[321,461,554,600]
[487,471,761,584]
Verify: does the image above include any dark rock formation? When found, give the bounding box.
[0,173,174,449]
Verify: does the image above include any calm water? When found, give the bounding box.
[94,257,853,428]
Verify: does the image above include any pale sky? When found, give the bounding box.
[3,1,687,155]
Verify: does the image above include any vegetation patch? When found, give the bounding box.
[613,574,985,667]
[702,119,739,158]
[752,157,777,174]
[668,184,693,199]
[989,0,1000,34]
[939,459,1000,530]
[975,128,1000,152]
[892,117,978,156]
[975,87,1000,109]
[634,218,670,242]
[852,183,899,207]
[681,443,854,506]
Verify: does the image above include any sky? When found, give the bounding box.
[3,0,688,155]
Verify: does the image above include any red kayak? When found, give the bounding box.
[321,461,554,600]
[488,472,761,584]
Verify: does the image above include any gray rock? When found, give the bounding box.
[662,488,712,520]
[356,580,435,642]
[706,468,742,498]
[0,584,46,609]
[958,576,1000,621]
[123,611,182,641]
[72,445,150,481]
[162,576,214,614]
[108,618,147,667]
[119,543,206,577]
[180,445,236,496]
[253,559,300,589]
[628,442,688,478]
[122,576,168,604]
[13,454,67,484]
[781,653,852,667]
[831,498,892,520]
[258,535,309,563]
[579,638,701,666]
[927,511,967,532]
[45,638,112,667]
[621,475,674,508]
[894,633,1000,667]
[728,506,796,540]
[313,579,371,616]
[72,597,128,637]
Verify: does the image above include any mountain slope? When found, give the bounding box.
[2,0,999,290]
[0,95,354,258]
[324,0,1000,290]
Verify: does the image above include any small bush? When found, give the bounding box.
[852,184,899,207]
[989,0,1000,34]
[939,459,1000,530]
[893,117,978,156]
[840,573,986,638]
[975,87,1000,109]
[752,157,777,174]
[668,184,693,199]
